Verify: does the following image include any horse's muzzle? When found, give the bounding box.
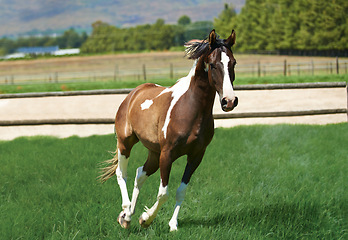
[221,96,238,112]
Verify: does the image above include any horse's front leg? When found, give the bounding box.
[168,182,187,231]
[139,151,172,228]
[169,152,204,231]
[116,149,132,229]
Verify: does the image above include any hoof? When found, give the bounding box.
[169,225,178,232]
[117,212,131,229]
[169,220,178,232]
[139,213,151,228]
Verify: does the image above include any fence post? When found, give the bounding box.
[143,64,146,81]
[336,57,339,74]
[55,72,58,83]
[283,60,287,76]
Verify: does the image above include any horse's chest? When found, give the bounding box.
[162,113,214,154]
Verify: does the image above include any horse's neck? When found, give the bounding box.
[189,58,216,111]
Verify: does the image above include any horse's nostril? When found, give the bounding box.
[234,97,238,107]
[221,98,228,107]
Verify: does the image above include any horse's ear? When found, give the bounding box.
[208,29,217,46]
[225,29,236,47]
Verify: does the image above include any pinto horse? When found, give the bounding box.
[100,29,238,231]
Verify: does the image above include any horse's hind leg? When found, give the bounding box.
[115,149,132,228]
[130,150,160,215]
[115,135,138,229]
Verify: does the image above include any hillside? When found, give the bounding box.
[1,0,244,37]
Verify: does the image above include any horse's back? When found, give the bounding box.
[115,83,169,152]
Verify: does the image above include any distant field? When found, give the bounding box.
[0,124,346,239]
[0,52,347,87]
[0,74,347,94]
[0,52,344,76]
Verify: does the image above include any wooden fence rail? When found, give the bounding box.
[0,82,347,126]
[1,109,346,127]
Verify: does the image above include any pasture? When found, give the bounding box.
[0,124,347,239]
[0,74,347,95]
[0,51,347,86]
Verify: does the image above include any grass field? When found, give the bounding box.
[0,74,347,94]
[1,52,343,77]
[0,124,347,239]
[1,51,347,94]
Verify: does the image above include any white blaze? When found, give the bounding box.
[220,52,235,100]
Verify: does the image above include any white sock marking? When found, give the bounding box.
[142,179,169,225]
[116,149,131,210]
[169,182,188,231]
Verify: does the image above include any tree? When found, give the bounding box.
[178,15,191,26]
[56,28,82,48]
[0,38,15,55]
[81,21,119,53]
[213,3,237,38]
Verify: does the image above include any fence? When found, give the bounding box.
[0,64,189,85]
[0,82,347,126]
[1,59,348,85]
[237,58,348,77]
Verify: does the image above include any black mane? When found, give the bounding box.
[184,35,230,60]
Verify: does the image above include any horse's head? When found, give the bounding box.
[205,29,238,112]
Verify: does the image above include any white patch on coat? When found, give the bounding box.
[160,60,197,138]
[141,99,153,110]
[220,52,235,101]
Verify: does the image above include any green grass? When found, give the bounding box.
[0,74,347,94]
[237,73,348,85]
[0,124,347,239]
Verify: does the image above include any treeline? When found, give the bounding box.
[0,17,212,55]
[0,29,88,55]
[214,0,347,52]
[1,1,347,56]
[81,18,212,53]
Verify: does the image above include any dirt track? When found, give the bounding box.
[0,88,347,140]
